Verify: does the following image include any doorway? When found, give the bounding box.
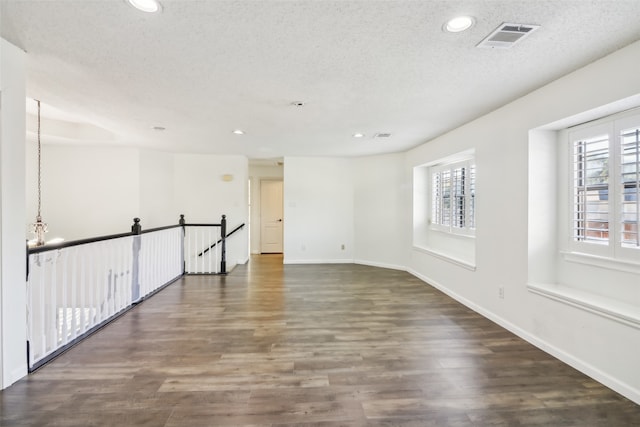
[260,180,283,253]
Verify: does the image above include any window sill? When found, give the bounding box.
[413,245,476,271]
[561,250,640,275]
[428,227,476,239]
[527,282,640,329]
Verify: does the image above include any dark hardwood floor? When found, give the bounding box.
[2,254,639,426]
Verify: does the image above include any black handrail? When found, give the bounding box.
[26,221,227,255]
[27,231,139,254]
[25,214,244,278]
[198,223,246,257]
[142,224,183,234]
[27,224,185,255]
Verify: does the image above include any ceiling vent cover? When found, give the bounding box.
[477,23,540,49]
[374,133,392,138]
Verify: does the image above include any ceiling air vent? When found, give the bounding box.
[374,133,392,138]
[477,23,540,49]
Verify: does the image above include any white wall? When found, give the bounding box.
[25,146,249,280]
[139,149,176,229]
[283,157,354,263]
[26,144,141,241]
[0,38,27,388]
[403,40,640,403]
[352,153,408,270]
[25,147,249,259]
[23,148,248,269]
[527,130,558,285]
[173,154,249,266]
[248,163,283,254]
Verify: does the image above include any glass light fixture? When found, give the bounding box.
[127,0,161,13]
[444,16,475,33]
[30,100,48,247]
[352,133,365,138]
[232,129,245,135]
[28,100,64,248]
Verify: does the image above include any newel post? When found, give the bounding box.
[131,217,142,302]
[131,217,142,235]
[220,214,227,274]
[179,214,186,275]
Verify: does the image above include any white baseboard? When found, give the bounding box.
[353,259,406,271]
[407,268,640,405]
[283,258,354,265]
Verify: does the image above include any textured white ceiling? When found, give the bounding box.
[3,0,640,158]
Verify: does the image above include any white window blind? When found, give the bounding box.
[620,127,639,248]
[573,134,610,244]
[468,164,476,229]
[431,160,475,235]
[569,112,640,258]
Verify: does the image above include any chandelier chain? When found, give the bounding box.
[36,99,42,220]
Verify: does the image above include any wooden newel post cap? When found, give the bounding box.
[179,214,185,225]
[132,217,142,235]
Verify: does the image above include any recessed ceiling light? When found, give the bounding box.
[444,16,475,33]
[127,0,162,13]
[232,129,245,135]
[352,133,365,138]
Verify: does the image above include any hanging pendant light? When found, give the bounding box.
[30,99,48,247]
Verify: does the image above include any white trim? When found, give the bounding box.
[412,245,476,271]
[561,250,640,275]
[283,258,353,265]
[418,148,475,168]
[353,259,406,271]
[429,225,476,239]
[527,281,640,329]
[408,269,640,405]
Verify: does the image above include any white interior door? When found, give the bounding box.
[260,180,283,253]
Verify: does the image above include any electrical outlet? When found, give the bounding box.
[341,244,345,250]
[498,287,505,299]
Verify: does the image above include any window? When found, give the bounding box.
[620,127,639,248]
[431,160,475,235]
[572,134,609,244]
[570,113,640,258]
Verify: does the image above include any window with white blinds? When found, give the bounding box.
[573,134,609,244]
[620,127,639,248]
[570,112,640,257]
[431,160,475,235]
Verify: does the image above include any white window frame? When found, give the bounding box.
[430,158,475,237]
[568,112,640,262]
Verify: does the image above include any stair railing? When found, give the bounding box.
[25,214,244,371]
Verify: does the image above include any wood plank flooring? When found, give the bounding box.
[2,254,639,426]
